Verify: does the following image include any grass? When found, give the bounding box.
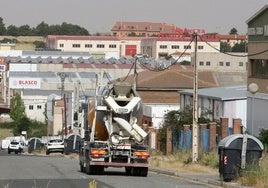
[149,150,218,174]
[149,150,268,187]
[0,128,13,140]
[237,154,268,188]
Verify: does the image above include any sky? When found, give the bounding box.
[0,0,268,34]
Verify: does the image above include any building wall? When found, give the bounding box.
[46,35,220,59]
[119,39,141,56]
[247,5,268,136]
[142,39,220,58]
[195,52,247,71]
[53,105,63,135]
[180,93,247,128]
[23,94,47,122]
[143,104,180,129]
[247,96,268,136]
[56,39,121,59]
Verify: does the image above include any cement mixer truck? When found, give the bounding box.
[79,76,149,176]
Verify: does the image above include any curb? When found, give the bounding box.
[149,167,252,188]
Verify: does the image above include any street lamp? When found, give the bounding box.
[248,83,259,135]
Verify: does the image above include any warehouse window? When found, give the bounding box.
[219,61,224,66]
[37,105,42,110]
[85,44,92,48]
[184,45,191,49]
[59,44,64,48]
[97,44,105,48]
[159,45,167,49]
[109,44,116,48]
[72,44,80,48]
[198,45,204,50]
[171,45,179,49]
[29,105,34,110]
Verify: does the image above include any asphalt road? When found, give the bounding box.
[0,150,212,188]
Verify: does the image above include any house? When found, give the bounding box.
[134,67,218,130]
[111,21,177,37]
[179,86,248,130]
[246,4,268,136]
[217,34,247,47]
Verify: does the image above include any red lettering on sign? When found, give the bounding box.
[18,80,38,85]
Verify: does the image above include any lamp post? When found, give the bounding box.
[248,83,259,135]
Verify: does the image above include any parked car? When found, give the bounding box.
[46,139,64,155]
[8,141,24,154]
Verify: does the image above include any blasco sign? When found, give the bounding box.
[9,78,41,89]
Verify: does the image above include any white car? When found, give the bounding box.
[46,139,64,155]
[8,141,24,154]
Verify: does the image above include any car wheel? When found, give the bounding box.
[46,150,50,155]
[15,151,18,154]
[8,150,11,154]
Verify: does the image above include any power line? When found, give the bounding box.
[138,38,194,72]
[199,34,268,57]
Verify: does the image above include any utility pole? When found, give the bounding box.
[57,72,68,138]
[134,56,138,91]
[192,31,199,162]
[57,72,68,98]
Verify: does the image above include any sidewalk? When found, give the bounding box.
[149,167,252,188]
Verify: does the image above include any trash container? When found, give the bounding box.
[218,134,263,182]
[28,137,43,153]
[64,133,81,154]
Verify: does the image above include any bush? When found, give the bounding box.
[199,152,219,168]
[259,129,268,148]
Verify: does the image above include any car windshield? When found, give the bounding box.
[49,139,62,143]
[11,141,19,145]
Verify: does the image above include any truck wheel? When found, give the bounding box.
[80,163,85,173]
[86,164,92,175]
[131,167,148,177]
[96,166,104,175]
[131,167,139,176]
[139,167,148,177]
[125,167,132,176]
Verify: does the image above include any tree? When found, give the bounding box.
[18,24,33,36]
[35,21,50,36]
[159,106,211,153]
[232,41,247,52]
[220,41,232,52]
[0,17,6,35]
[9,93,25,123]
[229,27,238,35]
[6,25,19,36]
[13,116,31,136]
[33,41,46,49]
[258,129,268,147]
